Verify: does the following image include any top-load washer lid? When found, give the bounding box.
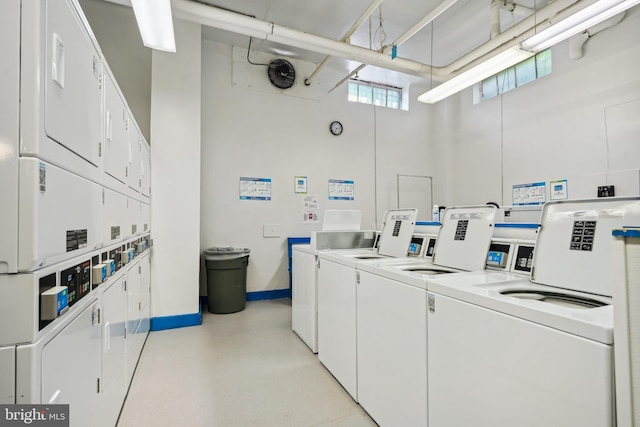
[531,197,640,297]
[377,209,418,258]
[432,205,497,271]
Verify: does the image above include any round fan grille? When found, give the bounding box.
[268,59,296,89]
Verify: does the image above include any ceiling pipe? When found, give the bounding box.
[304,0,384,86]
[102,0,591,84]
[172,0,439,78]
[329,0,460,91]
[439,0,581,76]
[490,0,502,39]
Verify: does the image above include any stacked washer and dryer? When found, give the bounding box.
[0,1,151,425]
[426,197,640,427]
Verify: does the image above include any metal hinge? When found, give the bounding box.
[125,166,128,177]
[98,142,102,157]
[102,189,105,204]
[356,271,360,284]
[138,302,141,311]
[317,260,320,269]
[139,265,142,274]
[97,378,100,393]
[124,280,127,292]
[124,328,127,339]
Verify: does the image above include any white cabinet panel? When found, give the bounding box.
[18,158,102,272]
[41,301,101,425]
[103,187,127,246]
[43,0,101,168]
[357,271,427,427]
[99,277,127,427]
[292,250,317,352]
[0,0,22,275]
[127,126,141,193]
[103,71,129,186]
[0,346,16,403]
[140,141,151,198]
[317,259,358,400]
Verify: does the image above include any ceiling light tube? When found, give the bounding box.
[131,0,176,52]
[520,0,640,53]
[417,46,533,104]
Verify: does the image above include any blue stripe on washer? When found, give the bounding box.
[416,221,441,226]
[150,306,202,331]
[495,223,540,229]
[612,228,640,237]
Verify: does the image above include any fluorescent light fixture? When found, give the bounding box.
[418,0,640,104]
[520,0,640,53]
[417,47,533,104]
[131,0,176,52]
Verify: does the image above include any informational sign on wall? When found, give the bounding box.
[294,176,308,194]
[550,179,568,200]
[328,179,355,200]
[239,177,272,200]
[512,181,546,206]
[301,195,319,224]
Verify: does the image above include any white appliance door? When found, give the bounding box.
[292,250,317,352]
[317,258,357,401]
[427,292,614,427]
[45,0,101,167]
[357,271,427,427]
[41,301,102,424]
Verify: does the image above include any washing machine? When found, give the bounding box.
[317,208,418,401]
[354,205,497,427]
[611,226,640,427]
[292,230,377,353]
[425,197,640,427]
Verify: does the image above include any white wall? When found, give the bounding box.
[200,41,434,294]
[150,19,201,317]
[436,8,640,207]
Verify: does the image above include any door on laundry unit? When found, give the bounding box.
[41,301,102,426]
[99,277,128,427]
[127,127,142,193]
[44,0,102,167]
[103,71,130,186]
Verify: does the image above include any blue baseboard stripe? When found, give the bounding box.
[246,289,290,301]
[199,289,291,306]
[151,305,202,331]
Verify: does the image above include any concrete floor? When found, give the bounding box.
[116,299,377,427]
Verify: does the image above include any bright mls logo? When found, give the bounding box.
[0,405,69,426]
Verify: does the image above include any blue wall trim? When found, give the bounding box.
[199,289,291,307]
[246,289,290,301]
[495,223,539,229]
[150,306,202,331]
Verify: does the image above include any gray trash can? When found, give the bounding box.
[204,247,250,314]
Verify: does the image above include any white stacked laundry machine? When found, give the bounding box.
[0,1,151,426]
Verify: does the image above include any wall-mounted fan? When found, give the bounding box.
[267,59,296,89]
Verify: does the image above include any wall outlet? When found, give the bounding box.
[597,185,615,198]
[263,224,280,238]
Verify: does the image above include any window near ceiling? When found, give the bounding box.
[479,49,552,101]
[348,79,403,110]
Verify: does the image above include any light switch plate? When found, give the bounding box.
[263,224,280,238]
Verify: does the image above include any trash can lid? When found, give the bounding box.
[204,247,250,260]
